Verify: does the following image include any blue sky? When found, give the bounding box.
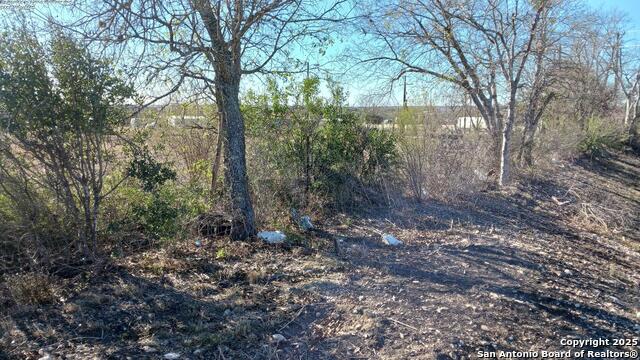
[587,0,640,44]
[3,0,639,107]
[342,0,640,106]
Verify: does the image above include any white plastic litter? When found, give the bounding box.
[258,230,287,244]
[272,334,286,343]
[382,233,403,246]
[474,169,488,181]
[163,352,181,360]
[299,215,314,231]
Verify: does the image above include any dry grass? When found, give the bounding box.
[4,272,57,306]
[398,127,492,201]
[570,201,629,235]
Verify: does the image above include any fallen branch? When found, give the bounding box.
[551,196,570,206]
[387,317,420,332]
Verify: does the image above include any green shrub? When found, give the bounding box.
[111,148,208,242]
[127,148,177,192]
[103,177,209,244]
[578,117,627,158]
[316,112,396,179]
[0,194,15,222]
[0,29,134,263]
[133,189,181,241]
[244,77,397,210]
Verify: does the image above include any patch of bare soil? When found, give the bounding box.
[1,152,639,359]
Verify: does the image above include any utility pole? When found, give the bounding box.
[403,76,408,109]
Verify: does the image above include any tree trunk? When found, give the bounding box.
[624,99,631,126]
[498,124,512,187]
[216,76,256,240]
[630,109,640,154]
[518,119,536,167]
[498,99,516,187]
[518,93,552,167]
[210,114,224,202]
[304,134,311,206]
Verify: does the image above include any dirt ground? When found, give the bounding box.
[1,151,639,359]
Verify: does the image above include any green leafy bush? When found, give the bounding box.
[103,172,208,245]
[578,117,627,158]
[0,29,134,265]
[244,77,396,211]
[103,183,182,243]
[133,188,181,240]
[127,148,177,192]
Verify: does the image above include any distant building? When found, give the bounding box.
[168,115,208,128]
[456,116,486,129]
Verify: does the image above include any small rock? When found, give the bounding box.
[382,233,403,246]
[258,231,286,244]
[563,269,573,276]
[358,295,365,301]
[163,352,181,359]
[272,334,286,343]
[480,325,489,331]
[142,346,157,353]
[223,309,232,317]
[37,356,52,360]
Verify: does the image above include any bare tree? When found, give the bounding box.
[56,0,346,239]
[518,45,554,167]
[517,1,570,166]
[613,31,640,151]
[549,11,621,128]
[617,70,640,151]
[359,0,546,186]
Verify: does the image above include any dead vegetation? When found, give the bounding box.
[1,151,638,359]
[1,1,639,358]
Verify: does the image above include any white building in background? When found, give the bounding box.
[168,115,208,128]
[130,117,141,128]
[456,116,486,129]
